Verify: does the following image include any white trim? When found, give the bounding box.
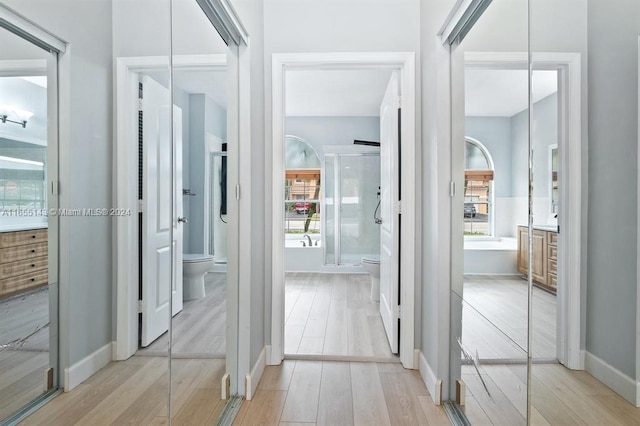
[0,59,46,77]
[270,52,417,369]
[245,346,266,401]
[637,36,640,410]
[419,351,441,404]
[585,351,637,406]
[457,51,583,370]
[114,54,228,361]
[0,3,66,53]
[64,342,113,392]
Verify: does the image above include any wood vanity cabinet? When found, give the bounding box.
[517,225,557,293]
[0,229,48,298]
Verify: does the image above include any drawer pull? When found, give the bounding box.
[31,264,36,267]
[31,249,36,253]
[31,278,35,281]
[32,235,36,239]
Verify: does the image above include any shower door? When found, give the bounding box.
[323,150,380,266]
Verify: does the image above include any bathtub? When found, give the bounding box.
[284,234,365,273]
[463,237,518,275]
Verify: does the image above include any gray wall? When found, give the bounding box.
[586,0,639,380]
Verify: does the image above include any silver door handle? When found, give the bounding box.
[178,216,188,224]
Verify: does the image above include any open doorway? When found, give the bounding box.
[282,69,396,359]
[461,68,560,362]
[270,53,417,369]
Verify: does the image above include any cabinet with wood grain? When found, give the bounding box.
[517,225,557,293]
[0,229,48,298]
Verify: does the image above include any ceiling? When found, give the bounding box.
[285,69,393,117]
[465,69,558,117]
[147,69,227,109]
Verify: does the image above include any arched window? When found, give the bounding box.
[464,137,495,237]
[284,135,321,235]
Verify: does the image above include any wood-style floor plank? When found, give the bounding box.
[280,361,322,423]
[350,362,391,426]
[316,362,353,426]
[285,273,395,360]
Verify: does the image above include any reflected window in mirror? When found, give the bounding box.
[464,138,494,237]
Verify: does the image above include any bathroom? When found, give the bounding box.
[282,68,396,358]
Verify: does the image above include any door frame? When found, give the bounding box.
[451,51,583,370]
[114,54,228,359]
[269,52,418,369]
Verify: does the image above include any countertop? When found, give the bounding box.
[0,223,48,233]
[519,224,558,232]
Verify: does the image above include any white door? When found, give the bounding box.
[141,75,184,347]
[379,72,400,354]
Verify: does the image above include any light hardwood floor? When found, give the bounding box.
[285,273,396,360]
[0,288,50,420]
[233,360,450,426]
[140,272,227,355]
[462,275,556,360]
[19,356,226,425]
[463,363,640,425]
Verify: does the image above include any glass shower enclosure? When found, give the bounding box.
[323,147,380,265]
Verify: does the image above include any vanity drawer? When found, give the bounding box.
[548,259,557,276]
[0,270,48,297]
[548,272,557,288]
[548,231,558,246]
[0,256,48,280]
[0,242,48,263]
[548,244,557,261]
[0,229,47,248]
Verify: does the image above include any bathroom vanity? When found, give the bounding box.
[517,225,558,293]
[0,228,48,298]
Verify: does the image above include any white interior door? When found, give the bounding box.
[141,75,183,347]
[379,72,400,354]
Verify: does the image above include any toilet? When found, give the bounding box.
[361,255,380,301]
[183,254,215,300]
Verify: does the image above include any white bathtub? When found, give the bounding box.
[463,237,518,275]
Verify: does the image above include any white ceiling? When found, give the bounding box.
[285,69,393,117]
[147,69,227,109]
[173,69,226,108]
[465,69,558,117]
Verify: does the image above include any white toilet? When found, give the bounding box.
[183,254,215,300]
[361,255,381,301]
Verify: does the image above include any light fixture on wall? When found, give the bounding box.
[0,105,34,128]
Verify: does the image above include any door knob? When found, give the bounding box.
[178,216,188,224]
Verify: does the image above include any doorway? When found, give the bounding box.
[270,53,417,369]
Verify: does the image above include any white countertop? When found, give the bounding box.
[0,223,48,233]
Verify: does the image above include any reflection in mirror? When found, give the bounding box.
[449,0,530,423]
[550,145,558,215]
[170,0,231,422]
[0,23,56,421]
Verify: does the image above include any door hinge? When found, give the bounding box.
[450,181,456,197]
[138,300,143,313]
[138,199,144,213]
[393,305,401,319]
[395,200,402,215]
[138,98,143,111]
[235,184,240,200]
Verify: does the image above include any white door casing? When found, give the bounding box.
[141,75,183,347]
[379,72,401,354]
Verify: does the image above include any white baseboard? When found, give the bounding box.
[584,350,637,406]
[64,341,113,392]
[637,380,640,407]
[245,346,266,400]
[419,350,441,405]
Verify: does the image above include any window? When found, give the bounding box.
[464,138,494,236]
[284,136,321,235]
[0,152,46,212]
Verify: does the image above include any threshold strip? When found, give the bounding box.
[215,395,244,426]
[284,353,401,363]
[443,401,472,426]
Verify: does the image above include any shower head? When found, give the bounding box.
[353,139,380,147]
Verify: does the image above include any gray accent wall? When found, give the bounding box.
[586,0,639,380]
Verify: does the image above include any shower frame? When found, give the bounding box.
[322,146,380,266]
